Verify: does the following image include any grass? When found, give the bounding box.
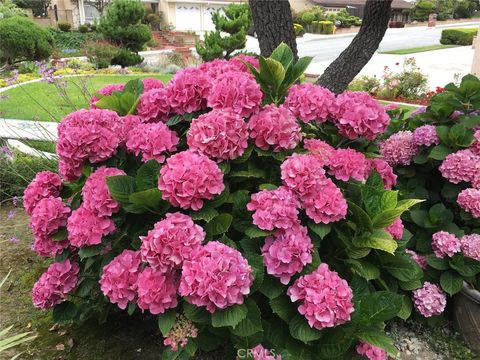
[378,100,419,116]
[0,74,172,122]
[379,44,460,55]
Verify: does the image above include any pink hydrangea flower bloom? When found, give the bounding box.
[140,212,205,271]
[439,149,479,184]
[327,148,368,181]
[302,178,348,224]
[457,188,480,218]
[248,105,301,152]
[247,186,300,231]
[332,91,390,140]
[179,241,253,313]
[284,83,336,123]
[90,84,124,108]
[304,139,334,166]
[126,122,179,162]
[136,88,171,123]
[142,77,164,91]
[229,54,260,72]
[461,234,480,261]
[166,67,212,115]
[287,263,354,329]
[249,344,282,360]
[82,166,126,217]
[262,224,313,285]
[67,206,116,248]
[119,115,142,144]
[413,125,440,147]
[197,59,238,81]
[29,197,69,238]
[23,171,63,215]
[356,342,387,360]
[32,235,69,258]
[136,267,178,315]
[32,259,79,310]
[56,109,122,180]
[99,250,142,310]
[366,158,397,190]
[412,282,446,317]
[470,129,480,155]
[384,103,398,111]
[187,110,249,161]
[207,71,262,117]
[405,249,427,269]
[386,218,404,240]
[280,154,327,198]
[379,131,418,166]
[58,159,83,182]
[432,231,461,258]
[158,150,225,210]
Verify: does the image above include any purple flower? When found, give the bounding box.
[7,210,16,219]
[12,197,18,206]
[6,70,19,86]
[10,235,19,244]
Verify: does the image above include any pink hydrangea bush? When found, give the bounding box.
[287,263,354,329]
[32,259,79,310]
[405,249,427,269]
[23,171,62,215]
[158,150,225,210]
[431,231,461,258]
[140,212,205,271]
[379,131,418,166]
[261,224,313,284]
[187,110,249,160]
[248,345,281,360]
[386,218,404,240]
[332,91,390,140]
[248,105,301,152]
[356,342,387,360]
[24,48,428,358]
[412,282,447,317]
[457,188,480,218]
[99,250,142,310]
[284,83,336,123]
[439,150,479,184]
[461,234,480,261]
[179,241,253,313]
[413,125,440,147]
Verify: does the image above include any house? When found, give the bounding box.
[311,0,414,22]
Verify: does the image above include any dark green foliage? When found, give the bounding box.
[57,21,71,32]
[13,0,50,17]
[81,40,119,69]
[98,0,151,53]
[0,151,57,201]
[440,28,478,45]
[78,24,89,33]
[0,16,54,65]
[410,0,436,21]
[453,0,479,18]
[111,48,143,67]
[196,4,251,61]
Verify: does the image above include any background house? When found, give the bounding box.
[311,0,414,22]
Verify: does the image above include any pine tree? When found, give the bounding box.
[196,4,251,61]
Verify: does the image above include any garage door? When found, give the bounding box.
[203,5,223,32]
[175,4,201,31]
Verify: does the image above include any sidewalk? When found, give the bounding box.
[306,46,473,90]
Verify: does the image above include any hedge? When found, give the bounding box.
[440,28,478,45]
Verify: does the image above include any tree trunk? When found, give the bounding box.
[316,0,392,94]
[249,0,298,60]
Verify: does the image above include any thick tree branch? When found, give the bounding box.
[249,0,298,60]
[316,0,392,94]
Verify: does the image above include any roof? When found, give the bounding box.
[312,0,414,9]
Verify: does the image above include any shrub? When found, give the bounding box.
[301,11,315,25]
[196,4,251,61]
[0,16,54,65]
[411,0,436,21]
[383,74,480,302]
[58,21,71,32]
[111,48,143,67]
[320,20,334,34]
[348,75,381,94]
[145,13,161,31]
[293,23,304,37]
[440,28,478,45]
[78,24,89,33]
[81,40,119,69]
[25,43,426,359]
[0,0,27,18]
[99,0,151,52]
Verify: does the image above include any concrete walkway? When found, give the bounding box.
[0,119,58,141]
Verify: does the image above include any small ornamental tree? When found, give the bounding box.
[382,75,480,304]
[0,16,54,66]
[25,45,429,359]
[98,0,151,66]
[196,4,251,61]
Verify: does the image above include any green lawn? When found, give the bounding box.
[379,44,460,55]
[0,74,172,122]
